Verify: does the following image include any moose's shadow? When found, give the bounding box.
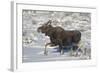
[52,47,71,53]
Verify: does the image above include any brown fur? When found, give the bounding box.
[37,20,81,54]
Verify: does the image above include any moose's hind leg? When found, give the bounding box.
[59,44,64,55]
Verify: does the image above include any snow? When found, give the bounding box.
[22,47,90,63]
[22,10,91,62]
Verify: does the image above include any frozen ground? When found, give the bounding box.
[22,46,90,63]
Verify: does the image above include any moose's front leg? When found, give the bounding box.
[44,43,52,55]
[59,42,64,55]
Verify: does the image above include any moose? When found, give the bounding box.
[37,20,81,55]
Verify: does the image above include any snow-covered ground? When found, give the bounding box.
[22,10,91,62]
[22,46,90,63]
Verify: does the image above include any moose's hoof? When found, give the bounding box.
[44,51,48,55]
[60,50,64,55]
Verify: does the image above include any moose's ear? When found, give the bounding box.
[46,20,52,25]
[48,24,52,27]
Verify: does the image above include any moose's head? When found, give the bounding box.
[37,20,53,34]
